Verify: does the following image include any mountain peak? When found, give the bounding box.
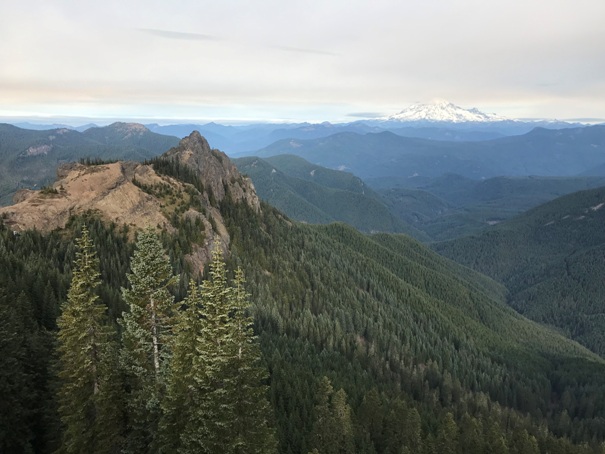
[178,130,212,152]
[385,101,508,123]
[109,121,149,131]
[162,132,260,211]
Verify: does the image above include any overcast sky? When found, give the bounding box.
[1,0,604,123]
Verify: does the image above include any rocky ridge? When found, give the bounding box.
[0,131,260,270]
[162,131,260,211]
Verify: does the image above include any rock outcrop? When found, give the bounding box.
[0,132,260,271]
[1,162,170,233]
[162,131,261,212]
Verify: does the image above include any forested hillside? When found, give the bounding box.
[378,175,605,241]
[235,155,426,238]
[2,134,605,452]
[435,186,605,357]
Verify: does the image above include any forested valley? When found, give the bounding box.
[435,186,605,358]
[2,145,605,453]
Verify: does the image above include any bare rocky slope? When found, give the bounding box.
[0,131,260,270]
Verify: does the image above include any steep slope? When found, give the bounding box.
[161,131,259,211]
[224,203,605,451]
[264,154,370,193]
[1,161,171,233]
[434,186,605,356]
[378,174,605,241]
[235,155,426,238]
[0,131,259,267]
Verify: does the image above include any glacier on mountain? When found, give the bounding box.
[385,101,508,123]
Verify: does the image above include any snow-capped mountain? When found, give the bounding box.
[385,101,508,123]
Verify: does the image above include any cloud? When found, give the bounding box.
[272,45,338,57]
[138,28,218,42]
[346,112,384,119]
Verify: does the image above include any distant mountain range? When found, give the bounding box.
[4,101,592,154]
[145,111,588,153]
[257,125,605,180]
[5,119,605,241]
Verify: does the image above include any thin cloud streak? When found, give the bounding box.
[272,45,339,57]
[138,28,218,42]
[346,112,385,119]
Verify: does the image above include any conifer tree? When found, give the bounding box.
[358,389,384,452]
[0,291,38,452]
[310,376,336,452]
[161,250,276,454]
[310,376,355,454]
[228,267,277,454]
[436,412,458,454]
[459,413,484,454]
[120,228,176,453]
[185,248,234,453]
[160,279,204,452]
[56,226,122,454]
[485,417,509,454]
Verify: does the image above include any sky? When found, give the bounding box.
[1,0,604,124]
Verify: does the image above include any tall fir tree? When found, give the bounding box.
[120,228,176,453]
[160,279,205,452]
[161,249,276,454]
[55,226,122,454]
[228,267,277,454]
[436,412,458,454]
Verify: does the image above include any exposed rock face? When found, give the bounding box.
[162,131,261,212]
[0,162,171,233]
[0,132,260,272]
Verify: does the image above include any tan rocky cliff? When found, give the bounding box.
[1,161,171,233]
[0,132,260,271]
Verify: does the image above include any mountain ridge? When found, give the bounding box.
[0,131,259,266]
[0,122,180,205]
[257,125,605,180]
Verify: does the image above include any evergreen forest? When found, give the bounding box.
[3,153,605,453]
